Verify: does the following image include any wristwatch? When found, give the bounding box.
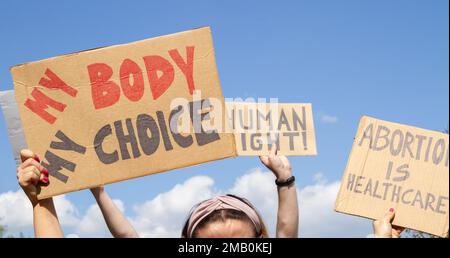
[275,176,295,187]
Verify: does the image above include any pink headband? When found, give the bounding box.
[186,195,262,238]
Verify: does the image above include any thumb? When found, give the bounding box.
[20,149,35,163]
[259,155,270,166]
[383,208,395,223]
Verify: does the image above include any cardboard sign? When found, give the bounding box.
[226,102,317,156]
[335,116,449,237]
[11,27,236,199]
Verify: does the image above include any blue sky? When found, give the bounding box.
[0,0,448,237]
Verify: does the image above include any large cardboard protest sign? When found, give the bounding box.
[225,102,317,156]
[11,27,236,199]
[335,116,449,237]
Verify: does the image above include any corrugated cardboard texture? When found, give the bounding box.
[11,27,236,199]
[335,116,449,237]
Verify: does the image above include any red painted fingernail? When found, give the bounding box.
[41,168,49,176]
[41,176,49,184]
[33,154,40,163]
[389,208,394,212]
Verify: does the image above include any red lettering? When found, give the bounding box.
[169,46,195,95]
[88,46,196,107]
[39,69,77,97]
[24,89,66,124]
[119,59,144,102]
[142,55,174,100]
[88,63,121,109]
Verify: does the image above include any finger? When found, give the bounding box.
[382,208,395,223]
[259,156,270,166]
[268,145,278,163]
[20,149,34,163]
[33,154,40,163]
[39,170,49,184]
[392,225,405,234]
[21,168,41,186]
[19,167,41,181]
[392,227,403,238]
[20,158,38,169]
[27,166,41,179]
[279,155,291,167]
[90,185,105,195]
[19,158,46,174]
[269,144,278,157]
[21,164,49,184]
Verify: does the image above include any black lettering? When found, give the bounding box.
[168,106,193,148]
[137,114,160,155]
[156,111,174,151]
[390,129,404,156]
[94,124,119,165]
[190,99,220,146]
[373,125,390,151]
[41,151,76,183]
[114,119,141,159]
[50,130,86,154]
[292,106,306,131]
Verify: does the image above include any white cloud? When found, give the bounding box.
[312,172,327,184]
[228,169,278,235]
[131,176,215,237]
[54,195,80,227]
[228,169,370,237]
[321,114,338,124]
[0,190,80,236]
[74,199,124,237]
[0,190,32,234]
[297,175,370,237]
[127,169,370,237]
[0,170,371,238]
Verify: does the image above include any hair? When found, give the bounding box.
[181,194,269,238]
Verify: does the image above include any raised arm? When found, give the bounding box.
[90,186,139,238]
[17,149,64,238]
[259,145,299,238]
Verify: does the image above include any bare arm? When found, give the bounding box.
[260,145,299,238]
[275,175,298,238]
[18,149,64,238]
[33,198,64,237]
[90,186,139,238]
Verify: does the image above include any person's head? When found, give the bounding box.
[181,194,269,238]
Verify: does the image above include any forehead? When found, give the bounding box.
[195,219,256,238]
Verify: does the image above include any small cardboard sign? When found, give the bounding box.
[11,27,236,199]
[335,116,449,237]
[226,102,317,156]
